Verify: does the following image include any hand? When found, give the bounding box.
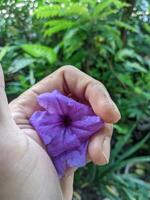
[0,65,121,200]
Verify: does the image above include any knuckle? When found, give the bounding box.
[59,65,77,72]
[88,81,110,99]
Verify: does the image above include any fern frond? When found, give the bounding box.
[35,3,89,19]
[94,0,126,17]
[44,20,76,36]
[94,0,114,16]
[63,3,89,16]
[35,5,61,18]
[115,20,137,32]
[80,0,96,5]
[98,8,117,20]
[44,19,74,27]
[63,28,86,58]
[46,0,69,3]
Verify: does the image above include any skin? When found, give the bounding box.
[0,65,121,200]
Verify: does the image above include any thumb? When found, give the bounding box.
[0,64,13,123]
[0,64,5,88]
[0,65,29,176]
[0,64,20,149]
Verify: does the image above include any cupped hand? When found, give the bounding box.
[0,65,120,200]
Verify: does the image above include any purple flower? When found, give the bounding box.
[29,90,104,177]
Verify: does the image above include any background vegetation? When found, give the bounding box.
[0,0,150,199]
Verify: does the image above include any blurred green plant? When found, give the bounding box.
[0,0,150,199]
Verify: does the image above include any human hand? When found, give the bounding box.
[0,65,121,200]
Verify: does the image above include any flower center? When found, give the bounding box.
[62,115,71,127]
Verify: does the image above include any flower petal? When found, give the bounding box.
[37,90,94,119]
[51,154,67,177]
[71,115,104,140]
[47,127,81,157]
[30,111,62,145]
[52,141,88,177]
[66,141,88,167]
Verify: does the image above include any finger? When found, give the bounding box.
[60,174,74,200]
[60,66,120,123]
[15,65,120,123]
[88,123,113,165]
[61,124,113,175]
[9,66,64,120]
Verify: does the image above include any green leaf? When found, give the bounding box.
[94,0,114,16]
[35,5,61,18]
[62,3,89,16]
[21,44,57,64]
[6,82,23,95]
[114,124,130,135]
[121,187,137,200]
[113,0,128,8]
[124,61,147,73]
[116,49,143,63]
[8,57,34,73]
[97,9,117,19]
[118,133,150,161]
[0,46,9,61]
[94,0,126,16]
[117,73,133,87]
[102,156,150,177]
[63,28,86,58]
[44,20,76,36]
[118,156,150,170]
[115,20,137,32]
[112,124,136,159]
[44,19,74,27]
[143,23,150,34]
[122,174,150,189]
[35,3,89,19]
[110,174,150,199]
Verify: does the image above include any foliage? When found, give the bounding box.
[0,0,150,199]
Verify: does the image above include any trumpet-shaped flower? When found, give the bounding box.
[30,90,104,177]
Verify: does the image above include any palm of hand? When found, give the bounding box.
[9,90,72,200]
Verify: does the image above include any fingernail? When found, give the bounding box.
[102,136,110,164]
[111,101,121,120]
[108,97,120,116]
